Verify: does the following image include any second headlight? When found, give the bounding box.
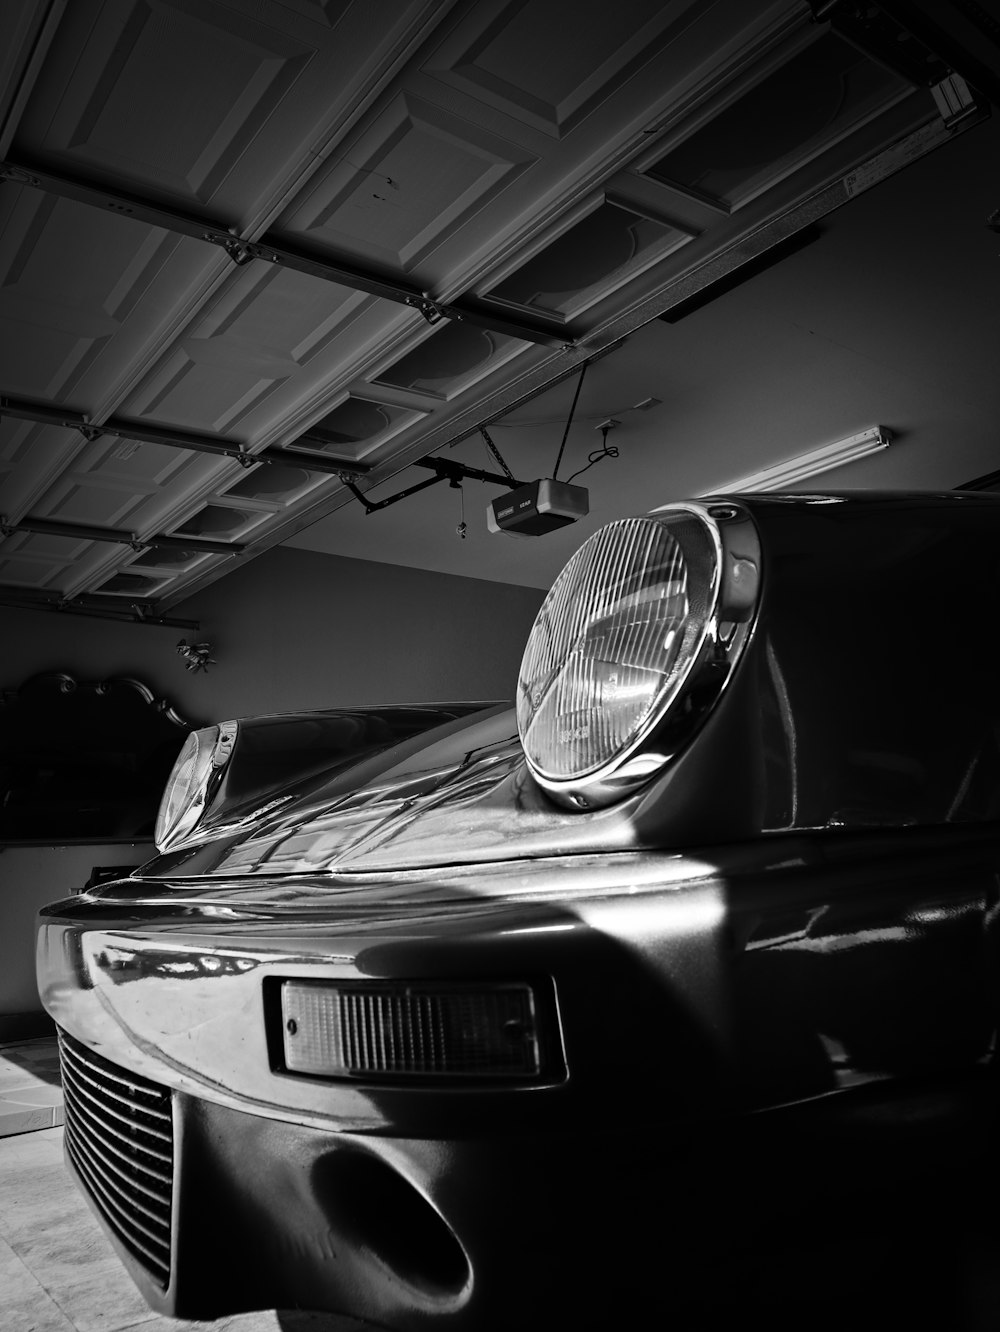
[154,720,237,851]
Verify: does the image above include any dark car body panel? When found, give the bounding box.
[36,492,1000,1327]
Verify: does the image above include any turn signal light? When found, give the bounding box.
[280,981,540,1080]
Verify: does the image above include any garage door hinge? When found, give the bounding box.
[204,232,257,266]
[0,164,41,188]
[407,294,447,324]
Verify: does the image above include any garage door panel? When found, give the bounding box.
[0,530,98,590]
[282,93,535,272]
[14,0,454,221]
[421,0,698,137]
[0,184,232,408]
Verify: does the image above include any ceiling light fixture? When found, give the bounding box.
[705,426,891,494]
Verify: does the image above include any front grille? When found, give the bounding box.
[58,1031,173,1287]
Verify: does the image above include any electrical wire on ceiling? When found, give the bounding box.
[567,422,620,485]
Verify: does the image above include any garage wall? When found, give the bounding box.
[1,843,153,1039]
[0,546,545,725]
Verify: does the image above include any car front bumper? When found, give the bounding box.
[37,831,1000,1327]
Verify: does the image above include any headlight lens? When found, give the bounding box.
[517,504,758,805]
[154,722,236,850]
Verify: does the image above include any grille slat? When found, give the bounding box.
[60,1044,172,1138]
[58,1033,173,1288]
[60,1059,173,1164]
[69,1128,171,1244]
[68,1145,172,1276]
[59,1035,172,1110]
[61,1089,172,1217]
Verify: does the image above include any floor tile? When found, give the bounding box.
[0,1063,57,1091]
[0,1150,76,1228]
[0,1101,58,1135]
[0,1037,62,1082]
[0,1232,77,1331]
[15,1213,137,1285]
[0,1122,63,1159]
[44,1256,163,1332]
[4,1083,65,1106]
[0,1037,65,1137]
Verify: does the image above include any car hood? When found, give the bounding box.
[120,493,1000,888]
[139,706,644,879]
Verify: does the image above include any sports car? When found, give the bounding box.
[37,491,1000,1329]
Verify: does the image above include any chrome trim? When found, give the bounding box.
[211,720,239,769]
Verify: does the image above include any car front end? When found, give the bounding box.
[38,492,1000,1328]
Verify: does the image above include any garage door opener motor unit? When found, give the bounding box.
[488,478,589,536]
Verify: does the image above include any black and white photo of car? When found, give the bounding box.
[38,489,1000,1330]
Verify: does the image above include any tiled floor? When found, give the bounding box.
[0,1037,64,1137]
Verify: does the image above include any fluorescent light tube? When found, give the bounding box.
[705,426,891,494]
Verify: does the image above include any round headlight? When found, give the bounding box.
[154,721,236,851]
[517,502,759,807]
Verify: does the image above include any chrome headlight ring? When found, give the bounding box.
[516,500,761,810]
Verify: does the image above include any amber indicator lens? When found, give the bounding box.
[518,516,713,783]
[280,981,540,1080]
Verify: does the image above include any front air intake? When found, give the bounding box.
[58,1032,174,1287]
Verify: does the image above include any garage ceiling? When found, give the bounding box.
[1,0,998,620]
